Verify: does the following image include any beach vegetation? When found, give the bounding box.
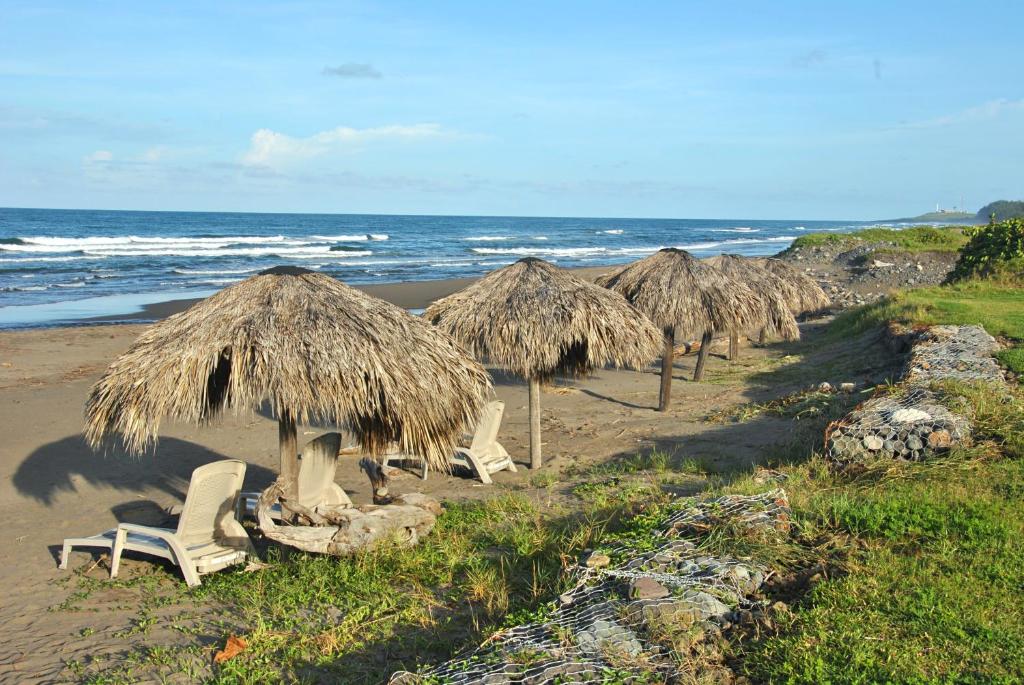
[54,242,1024,684]
[787,225,969,253]
[949,217,1024,281]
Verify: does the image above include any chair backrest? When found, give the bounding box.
[176,459,247,547]
[296,432,342,508]
[469,401,504,453]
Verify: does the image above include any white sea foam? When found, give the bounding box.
[193,278,245,286]
[712,227,759,233]
[599,229,624,235]
[469,246,660,258]
[310,234,389,242]
[533,236,549,240]
[173,268,260,275]
[0,255,105,263]
[54,282,86,288]
[463,236,511,242]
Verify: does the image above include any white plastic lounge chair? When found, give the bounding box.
[239,432,353,519]
[59,459,255,587]
[385,401,515,483]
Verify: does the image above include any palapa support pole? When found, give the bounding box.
[728,330,739,361]
[278,409,300,505]
[693,330,714,382]
[658,326,675,412]
[529,376,542,469]
[758,327,767,345]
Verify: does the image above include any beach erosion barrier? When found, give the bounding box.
[826,324,1006,464]
[389,489,791,684]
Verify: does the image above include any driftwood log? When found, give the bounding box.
[255,479,441,556]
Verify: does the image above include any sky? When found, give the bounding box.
[1,1,1022,220]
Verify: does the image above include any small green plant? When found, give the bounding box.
[949,218,1024,281]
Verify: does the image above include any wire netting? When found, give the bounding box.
[905,325,1004,386]
[389,490,789,684]
[825,386,971,463]
[826,324,1007,463]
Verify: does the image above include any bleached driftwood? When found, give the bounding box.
[255,480,441,556]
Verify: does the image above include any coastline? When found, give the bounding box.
[85,265,616,324]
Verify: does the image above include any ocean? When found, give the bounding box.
[0,207,880,328]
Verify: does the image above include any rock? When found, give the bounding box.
[892,408,932,423]
[916,263,924,271]
[927,430,953,449]
[839,382,856,393]
[863,435,884,451]
[906,435,923,451]
[629,577,671,600]
[583,551,610,568]
[870,259,894,268]
[576,617,644,657]
[818,382,833,393]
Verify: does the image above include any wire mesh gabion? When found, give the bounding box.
[389,490,790,684]
[827,324,1004,464]
[825,386,971,463]
[905,325,1004,386]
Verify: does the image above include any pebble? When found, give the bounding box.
[927,430,952,449]
[863,435,884,451]
[629,577,671,600]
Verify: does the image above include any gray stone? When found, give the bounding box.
[575,617,644,657]
[863,435,884,451]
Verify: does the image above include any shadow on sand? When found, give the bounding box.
[13,434,278,506]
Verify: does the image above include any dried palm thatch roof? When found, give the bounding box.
[85,267,491,469]
[756,258,831,315]
[595,248,766,338]
[425,258,662,380]
[704,254,799,340]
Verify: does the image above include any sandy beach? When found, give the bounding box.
[0,252,932,681]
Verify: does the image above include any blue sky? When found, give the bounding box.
[2,1,1022,219]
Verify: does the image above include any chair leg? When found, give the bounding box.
[180,561,202,587]
[110,529,127,579]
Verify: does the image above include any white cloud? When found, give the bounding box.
[241,123,455,167]
[84,150,113,163]
[899,98,1024,129]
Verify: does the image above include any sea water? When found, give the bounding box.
[0,207,883,327]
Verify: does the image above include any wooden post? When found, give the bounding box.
[278,409,299,504]
[758,327,767,345]
[728,330,739,361]
[693,330,714,382]
[529,376,542,469]
[658,326,674,412]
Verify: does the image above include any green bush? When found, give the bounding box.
[950,218,1024,281]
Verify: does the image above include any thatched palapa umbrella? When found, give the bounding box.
[85,266,490,511]
[425,258,661,469]
[597,248,764,406]
[704,254,799,359]
[757,258,831,316]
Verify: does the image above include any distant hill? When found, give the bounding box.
[886,210,976,224]
[976,200,1024,221]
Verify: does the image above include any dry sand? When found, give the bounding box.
[0,265,898,682]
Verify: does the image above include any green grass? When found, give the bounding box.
[735,381,1024,683]
[56,268,1024,683]
[997,346,1024,376]
[829,278,1024,342]
[788,226,970,253]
